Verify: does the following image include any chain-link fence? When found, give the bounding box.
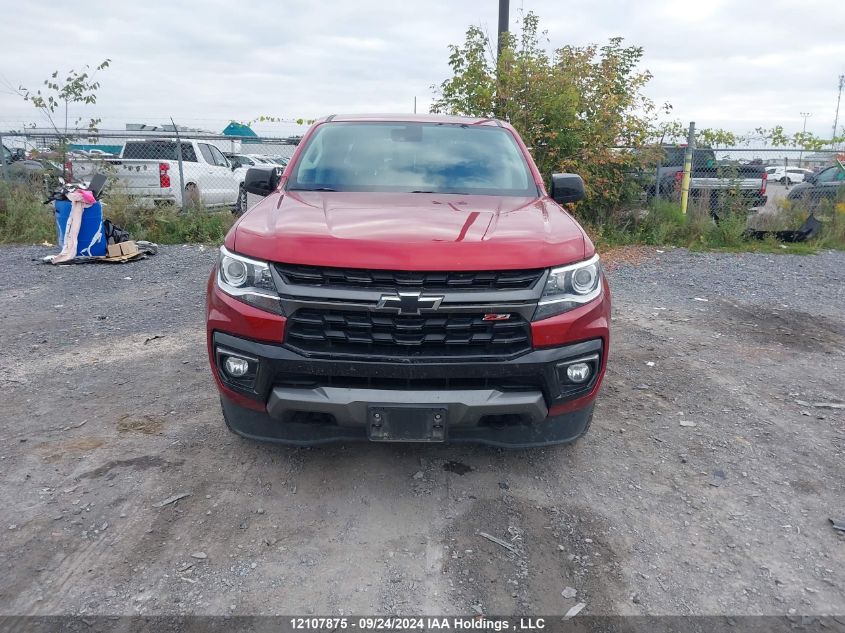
[2,127,843,221]
[0,128,301,215]
[632,146,845,217]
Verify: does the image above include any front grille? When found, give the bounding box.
[275,263,543,291]
[285,309,532,359]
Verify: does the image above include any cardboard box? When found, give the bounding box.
[119,241,139,257]
[107,241,139,258]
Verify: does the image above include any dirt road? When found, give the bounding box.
[0,245,842,617]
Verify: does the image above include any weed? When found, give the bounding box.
[0,181,236,245]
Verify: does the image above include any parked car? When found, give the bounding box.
[4,157,64,191]
[2,144,25,163]
[642,146,768,210]
[786,163,845,207]
[765,166,813,185]
[226,153,265,169]
[207,113,610,447]
[72,139,249,212]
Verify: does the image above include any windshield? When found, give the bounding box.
[287,122,537,196]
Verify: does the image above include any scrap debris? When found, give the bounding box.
[710,469,727,487]
[153,492,191,508]
[795,400,844,410]
[564,602,586,620]
[744,213,822,243]
[478,531,517,554]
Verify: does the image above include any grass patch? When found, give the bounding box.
[2,179,842,253]
[0,181,236,245]
[0,180,56,243]
[583,197,845,254]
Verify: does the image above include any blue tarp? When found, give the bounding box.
[222,122,260,143]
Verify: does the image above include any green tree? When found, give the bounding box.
[18,60,111,136]
[16,60,111,177]
[432,13,656,222]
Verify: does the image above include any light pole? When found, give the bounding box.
[799,112,811,167]
[833,75,844,149]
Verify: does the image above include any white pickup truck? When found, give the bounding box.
[72,139,248,212]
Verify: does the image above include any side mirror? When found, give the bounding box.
[550,173,585,204]
[244,166,282,197]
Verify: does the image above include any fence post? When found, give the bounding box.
[170,118,186,211]
[653,134,664,200]
[0,132,7,182]
[680,121,696,215]
[783,155,790,190]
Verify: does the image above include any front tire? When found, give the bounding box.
[235,184,247,215]
[185,182,201,209]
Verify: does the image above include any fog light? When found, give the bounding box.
[224,356,250,378]
[566,362,591,383]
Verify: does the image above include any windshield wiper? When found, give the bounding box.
[288,187,338,192]
[410,190,471,195]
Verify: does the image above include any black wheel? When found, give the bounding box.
[235,184,247,215]
[779,177,787,185]
[185,182,201,209]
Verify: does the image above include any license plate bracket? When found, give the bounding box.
[367,405,447,442]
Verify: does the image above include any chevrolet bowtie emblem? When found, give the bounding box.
[376,292,444,315]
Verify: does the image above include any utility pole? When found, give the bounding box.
[495,0,510,118]
[497,0,510,63]
[799,112,811,166]
[834,74,844,148]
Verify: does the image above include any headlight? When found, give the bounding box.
[534,254,602,320]
[217,246,283,314]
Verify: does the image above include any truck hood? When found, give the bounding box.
[230,191,590,270]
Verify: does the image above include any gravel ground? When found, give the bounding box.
[0,245,843,618]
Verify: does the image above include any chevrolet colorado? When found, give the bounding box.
[206,114,610,447]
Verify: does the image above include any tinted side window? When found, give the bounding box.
[123,141,197,162]
[209,145,229,168]
[198,143,215,165]
[661,148,685,166]
[815,167,843,183]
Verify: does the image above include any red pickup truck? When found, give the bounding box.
[206,114,610,447]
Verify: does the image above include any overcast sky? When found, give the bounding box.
[2,0,843,138]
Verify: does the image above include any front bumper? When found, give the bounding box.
[207,269,610,447]
[211,331,603,447]
[221,392,593,448]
